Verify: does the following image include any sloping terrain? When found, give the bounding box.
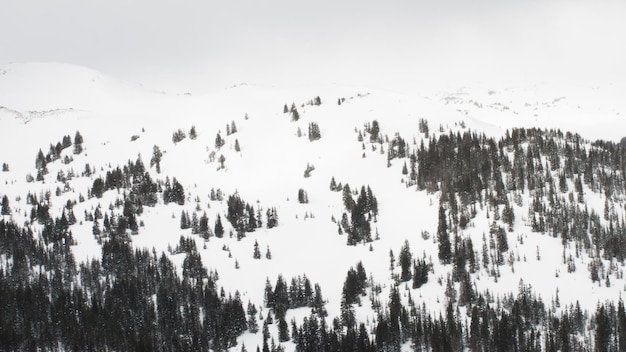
[1,63,626,351]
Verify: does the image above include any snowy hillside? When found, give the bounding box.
[2,63,626,351]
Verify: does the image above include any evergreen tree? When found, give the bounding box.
[265,246,272,260]
[412,259,429,289]
[215,215,224,238]
[266,208,278,229]
[298,189,308,204]
[1,195,10,215]
[180,210,190,229]
[253,240,261,259]
[199,212,209,237]
[437,204,452,264]
[215,133,225,149]
[291,107,300,122]
[308,122,321,141]
[398,240,412,282]
[150,145,162,173]
[278,318,290,342]
[248,302,259,333]
[172,128,186,143]
[73,131,83,154]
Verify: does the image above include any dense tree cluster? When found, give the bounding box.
[226,194,258,236]
[0,219,248,351]
[287,275,626,352]
[359,125,626,271]
[33,131,82,180]
[339,184,378,246]
[162,177,185,205]
[264,274,326,320]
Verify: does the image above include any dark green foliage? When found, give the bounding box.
[418,118,429,135]
[398,240,412,282]
[278,318,290,342]
[247,302,258,333]
[163,177,185,205]
[297,188,308,204]
[214,214,224,238]
[91,177,105,198]
[226,194,261,235]
[343,184,378,246]
[150,145,162,173]
[437,204,452,264]
[36,149,47,170]
[172,128,186,144]
[266,208,278,229]
[265,274,325,324]
[1,195,10,215]
[0,220,246,351]
[308,122,321,141]
[215,132,225,149]
[329,176,341,192]
[198,211,209,237]
[412,258,429,288]
[342,263,368,308]
[291,105,300,122]
[180,210,190,229]
[369,120,380,143]
[253,240,261,259]
[73,131,83,154]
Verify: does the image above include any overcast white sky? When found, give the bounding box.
[1,0,625,92]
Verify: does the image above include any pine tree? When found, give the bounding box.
[35,149,46,170]
[180,210,189,229]
[215,215,224,238]
[1,195,10,215]
[253,240,261,259]
[248,302,259,333]
[308,122,321,141]
[199,212,209,237]
[298,189,308,204]
[370,120,380,142]
[265,246,272,260]
[330,177,338,191]
[150,145,162,173]
[73,131,84,154]
[398,240,412,282]
[437,204,452,264]
[215,133,225,149]
[278,318,290,342]
[342,184,354,211]
[172,128,186,143]
[412,259,429,289]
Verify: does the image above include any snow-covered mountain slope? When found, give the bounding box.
[2,63,626,351]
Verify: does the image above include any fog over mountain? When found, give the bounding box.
[1,1,624,92]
